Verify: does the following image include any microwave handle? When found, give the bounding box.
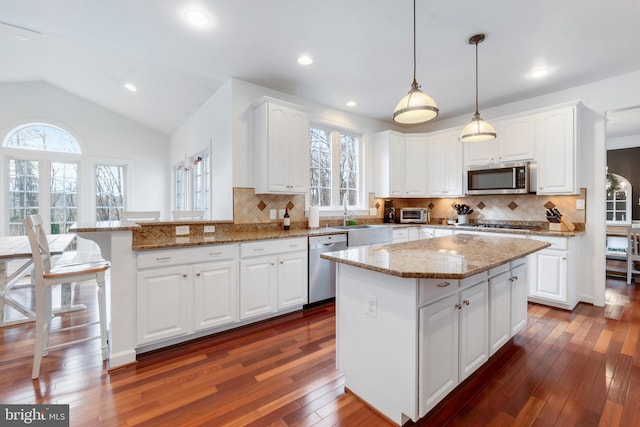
[513,167,517,188]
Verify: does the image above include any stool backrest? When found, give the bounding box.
[23,214,52,278]
[172,210,205,220]
[121,210,160,220]
[628,227,640,259]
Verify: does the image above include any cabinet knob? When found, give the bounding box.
[455,303,462,310]
[437,282,451,288]
[271,262,275,266]
[463,299,470,306]
[182,274,188,278]
[513,275,518,280]
[197,273,201,277]
[280,261,284,264]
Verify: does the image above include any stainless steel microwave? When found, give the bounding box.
[465,162,535,195]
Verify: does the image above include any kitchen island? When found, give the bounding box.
[321,233,550,425]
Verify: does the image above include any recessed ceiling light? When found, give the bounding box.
[297,56,313,65]
[124,83,137,92]
[184,9,212,28]
[14,34,28,42]
[346,101,357,107]
[529,67,550,79]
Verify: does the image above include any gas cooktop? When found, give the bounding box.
[460,223,542,231]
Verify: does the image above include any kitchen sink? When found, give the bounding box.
[329,224,393,247]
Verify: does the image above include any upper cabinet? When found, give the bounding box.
[535,105,579,195]
[253,98,309,194]
[464,115,535,166]
[425,131,463,197]
[375,131,429,197]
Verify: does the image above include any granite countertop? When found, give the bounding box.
[389,222,583,237]
[320,234,550,279]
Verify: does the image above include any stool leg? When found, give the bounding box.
[96,272,109,360]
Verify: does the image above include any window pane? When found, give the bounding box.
[339,133,359,205]
[50,162,78,234]
[8,159,39,236]
[4,124,81,153]
[309,127,333,207]
[95,164,125,221]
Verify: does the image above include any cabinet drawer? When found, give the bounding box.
[529,235,567,250]
[511,257,526,268]
[240,237,307,258]
[419,278,458,306]
[460,271,488,289]
[137,244,237,269]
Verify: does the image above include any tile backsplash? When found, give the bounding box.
[234,187,587,227]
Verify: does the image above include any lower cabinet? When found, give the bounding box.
[458,281,489,381]
[240,237,308,320]
[193,260,238,331]
[527,235,577,310]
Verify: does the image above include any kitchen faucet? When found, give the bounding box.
[342,193,349,226]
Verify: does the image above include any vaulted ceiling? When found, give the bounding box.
[1,0,639,135]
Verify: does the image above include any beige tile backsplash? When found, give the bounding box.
[234,187,587,227]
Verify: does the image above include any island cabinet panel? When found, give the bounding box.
[419,293,459,416]
[489,271,512,356]
[137,266,189,345]
[458,281,490,381]
[510,261,528,335]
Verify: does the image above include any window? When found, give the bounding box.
[4,124,82,235]
[309,126,360,208]
[174,152,210,217]
[96,164,125,221]
[606,173,632,225]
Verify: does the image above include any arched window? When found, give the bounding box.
[4,123,81,153]
[4,123,82,235]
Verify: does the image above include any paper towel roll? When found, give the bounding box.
[308,206,320,228]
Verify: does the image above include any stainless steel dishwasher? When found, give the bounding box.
[308,234,347,305]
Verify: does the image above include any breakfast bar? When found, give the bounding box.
[321,233,550,425]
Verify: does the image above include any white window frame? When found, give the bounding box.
[309,124,365,216]
[173,150,210,218]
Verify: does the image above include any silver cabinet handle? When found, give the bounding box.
[209,252,222,256]
[156,256,171,261]
[253,248,265,252]
[437,282,451,288]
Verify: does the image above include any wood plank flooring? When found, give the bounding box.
[1,276,640,426]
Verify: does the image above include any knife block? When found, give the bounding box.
[548,219,575,232]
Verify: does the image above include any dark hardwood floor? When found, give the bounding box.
[1,271,640,426]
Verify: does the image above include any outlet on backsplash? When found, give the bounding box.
[176,225,189,235]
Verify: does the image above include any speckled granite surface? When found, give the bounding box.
[320,234,550,279]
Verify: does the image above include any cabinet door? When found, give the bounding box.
[137,266,189,345]
[419,294,459,416]
[277,251,308,309]
[459,281,489,381]
[288,109,310,193]
[535,107,576,194]
[489,271,511,355]
[420,227,435,239]
[426,132,463,197]
[463,139,497,166]
[392,228,410,243]
[529,249,567,303]
[266,103,291,193]
[405,136,428,196]
[240,257,277,319]
[510,263,528,336]
[408,227,420,241]
[389,134,406,197]
[193,261,238,331]
[498,116,535,162]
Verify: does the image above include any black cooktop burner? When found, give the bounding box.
[463,223,541,231]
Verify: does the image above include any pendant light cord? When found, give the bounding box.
[474,39,479,116]
[413,0,417,85]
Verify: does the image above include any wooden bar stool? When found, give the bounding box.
[24,214,111,379]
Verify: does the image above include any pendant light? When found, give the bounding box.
[459,34,496,142]
[392,0,439,125]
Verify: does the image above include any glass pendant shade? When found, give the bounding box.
[459,113,497,142]
[393,80,439,124]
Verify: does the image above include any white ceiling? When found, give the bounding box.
[1,0,639,136]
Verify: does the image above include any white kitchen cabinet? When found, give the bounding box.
[392,228,410,243]
[375,131,428,197]
[464,115,535,166]
[137,265,189,345]
[527,235,578,310]
[510,261,528,335]
[136,244,240,346]
[458,280,489,381]
[240,237,307,320]
[426,131,463,197]
[419,293,459,415]
[535,104,579,194]
[488,270,511,355]
[253,97,309,194]
[239,256,277,319]
[193,260,238,331]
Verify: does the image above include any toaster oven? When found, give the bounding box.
[399,208,430,224]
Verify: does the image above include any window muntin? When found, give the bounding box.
[309,127,360,208]
[95,164,125,221]
[4,124,81,153]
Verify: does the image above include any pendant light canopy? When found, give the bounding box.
[393,0,439,125]
[459,34,496,142]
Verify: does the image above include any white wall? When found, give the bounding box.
[0,81,170,229]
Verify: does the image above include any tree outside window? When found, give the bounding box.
[309,127,360,208]
[96,164,125,221]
